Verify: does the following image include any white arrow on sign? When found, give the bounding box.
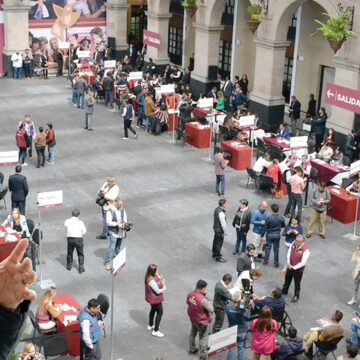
[327,89,334,98]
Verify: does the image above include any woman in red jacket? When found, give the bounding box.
[145,264,166,338]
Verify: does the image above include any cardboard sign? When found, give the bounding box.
[0,151,19,166]
[325,82,360,114]
[77,50,91,58]
[238,115,255,128]
[290,136,308,149]
[197,98,214,109]
[208,325,238,357]
[160,84,175,94]
[104,60,116,69]
[58,42,70,49]
[143,29,161,49]
[37,190,63,209]
[112,247,126,277]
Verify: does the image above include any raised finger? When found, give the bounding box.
[8,239,29,264]
[18,258,33,275]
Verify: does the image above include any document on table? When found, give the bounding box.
[61,303,78,312]
[330,188,341,195]
[5,234,18,242]
[63,315,78,326]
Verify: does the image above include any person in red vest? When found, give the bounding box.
[145,264,166,338]
[281,235,310,303]
[187,279,214,360]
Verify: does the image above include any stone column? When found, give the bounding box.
[249,38,291,129]
[329,58,360,134]
[145,11,171,67]
[106,0,129,58]
[190,24,223,98]
[2,0,29,74]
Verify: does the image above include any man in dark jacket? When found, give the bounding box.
[212,274,233,333]
[263,204,285,267]
[179,99,193,130]
[289,95,301,136]
[75,76,87,109]
[273,326,303,360]
[232,199,252,255]
[344,129,357,162]
[103,73,114,108]
[253,287,286,312]
[212,199,227,262]
[8,165,29,215]
[237,244,256,276]
[312,107,327,152]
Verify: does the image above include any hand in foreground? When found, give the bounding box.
[0,239,36,311]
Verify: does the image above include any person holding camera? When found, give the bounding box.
[105,197,127,271]
[231,268,262,299]
[96,177,119,240]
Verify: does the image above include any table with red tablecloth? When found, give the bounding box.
[310,159,346,184]
[185,122,210,148]
[53,293,82,357]
[327,186,360,224]
[192,107,221,121]
[0,225,21,262]
[221,140,251,170]
[83,73,95,86]
[263,136,290,150]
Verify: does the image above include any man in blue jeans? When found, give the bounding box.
[263,204,285,267]
[105,197,127,271]
[214,149,229,198]
[225,294,250,360]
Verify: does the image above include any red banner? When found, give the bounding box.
[325,82,360,114]
[143,29,161,49]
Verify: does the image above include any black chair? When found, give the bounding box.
[259,174,276,196]
[43,334,69,359]
[28,310,57,350]
[246,168,259,190]
[27,218,35,236]
[254,138,267,159]
[31,228,43,267]
[313,336,343,360]
[175,128,191,147]
[0,186,8,210]
[271,308,293,337]
[271,145,285,162]
[96,293,110,337]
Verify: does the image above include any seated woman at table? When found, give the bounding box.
[318,142,334,161]
[332,146,344,165]
[285,150,299,169]
[216,91,225,111]
[322,128,336,149]
[276,123,291,141]
[2,208,30,238]
[233,108,242,122]
[35,287,64,330]
[17,343,45,360]
[266,159,281,189]
[300,154,312,178]
[347,179,360,196]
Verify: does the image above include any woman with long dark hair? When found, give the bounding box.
[250,305,278,360]
[145,264,166,338]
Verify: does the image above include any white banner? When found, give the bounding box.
[160,84,175,94]
[127,71,144,81]
[208,325,238,357]
[104,60,116,69]
[290,136,308,149]
[37,190,63,209]
[0,151,19,166]
[58,42,70,49]
[198,97,214,109]
[238,115,255,127]
[113,247,126,277]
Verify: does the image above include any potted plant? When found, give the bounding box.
[182,0,197,18]
[313,13,355,53]
[246,5,262,33]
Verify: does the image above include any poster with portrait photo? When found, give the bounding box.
[66,25,106,54]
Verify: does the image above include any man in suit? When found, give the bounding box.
[208,86,218,103]
[222,76,233,109]
[127,43,136,66]
[212,274,233,333]
[345,129,357,162]
[8,165,29,215]
[277,123,291,141]
[103,45,112,61]
[289,95,301,136]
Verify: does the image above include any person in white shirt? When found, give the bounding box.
[105,197,127,271]
[253,153,271,174]
[11,50,23,80]
[64,209,87,273]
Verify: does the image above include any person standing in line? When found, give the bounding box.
[22,49,33,79]
[75,75,87,109]
[236,244,256,276]
[232,199,251,255]
[344,129,357,163]
[84,89,96,131]
[34,126,46,168]
[145,92,156,134]
[96,177,119,240]
[212,198,227,263]
[306,182,330,239]
[16,124,28,166]
[282,235,310,302]
[79,299,104,360]
[187,279,214,360]
[8,165,29,215]
[306,94,316,118]
[103,72,114,108]
[105,197,127,271]
[288,95,301,136]
[136,88,146,128]
[45,123,56,165]
[280,217,302,275]
[122,98,138,140]
[145,264,166,338]
[288,168,305,221]
[11,49,22,79]
[214,149,229,199]
[18,115,36,161]
[348,246,360,305]
[212,274,233,333]
[263,204,285,268]
[64,209,87,273]
[250,201,268,261]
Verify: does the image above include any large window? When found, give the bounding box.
[218,40,232,79]
[168,26,183,65]
[130,14,147,41]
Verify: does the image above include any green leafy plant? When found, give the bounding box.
[181,0,197,8]
[8,352,20,360]
[313,13,355,41]
[247,5,262,21]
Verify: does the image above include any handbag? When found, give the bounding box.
[275,190,284,199]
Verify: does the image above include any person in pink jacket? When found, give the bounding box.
[250,305,278,360]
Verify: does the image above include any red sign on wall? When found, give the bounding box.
[325,82,360,114]
[143,29,161,49]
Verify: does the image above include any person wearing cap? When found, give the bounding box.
[64,209,87,273]
[232,199,252,255]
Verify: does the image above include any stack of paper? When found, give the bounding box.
[63,315,78,326]
[5,234,18,242]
